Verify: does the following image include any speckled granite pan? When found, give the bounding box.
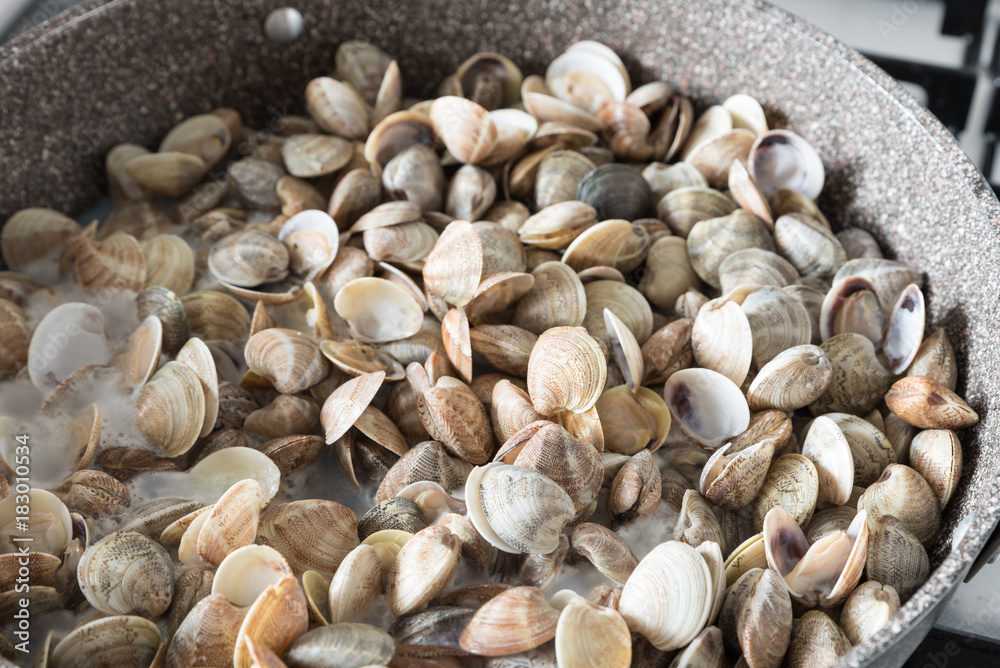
[1,0,998,665]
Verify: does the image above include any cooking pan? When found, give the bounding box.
[1,0,998,665]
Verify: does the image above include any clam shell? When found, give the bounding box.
[687,210,775,289]
[245,328,329,394]
[656,187,737,238]
[430,96,499,164]
[800,416,854,506]
[595,385,671,455]
[885,374,978,430]
[334,277,423,343]
[50,616,161,668]
[786,611,851,667]
[741,286,813,368]
[748,130,825,200]
[821,412,895,487]
[691,297,753,387]
[258,500,359,577]
[77,530,174,617]
[465,462,575,554]
[866,516,929,602]
[60,231,147,291]
[285,623,395,668]
[608,450,661,528]
[459,586,561,656]
[699,438,776,510]
[641,318,694,385]
[233,575,309,668]
[513,261,587,334]
[181,290,250,344]
[526,326,607,416]
[663,368,750,449]
[141,234,195,295]
[840,581,901,646]
[672,490,723,549]
[619,541,714,651]
[718,568,791,667]
[416,373,493,465]
[2,209,80,270]
[423,220,485,308]
[640,236,701,312]
[327,544,383,624]
[166,594,245,668]
[907,328,958,392]
[244,394,320,441]
[135,361,206,457]
[570,523,638,585]
[773,214,845,279]
[747,344,831,412]
[305,77,370,140]
[387,525,461,616]
[562,219,651,274]
[208,230,290,288]
[909,429,962,507]
[553,591,632,668]
[212,544,293,607]
[124,151,207,196]
[809,333,891,417]
[858,463,940,545]
[160,113,232,170]
[752,454,819,530]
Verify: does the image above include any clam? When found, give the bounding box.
[681,105,732,159]
[459,586,560,656]
[183,479,262,567]
[748,130,825,200]
[118,498,204,537]
[0,300,28,377]
[520,533,569,589]
[160,113,232,169]
[676,289,710,319]
[469,325,537,378]
[690,295,755,387]
[142,234,195,295]
[741,286,813,368]
[718,567,792,668]
[673,490,723,549]
[718,248,797,293]
[513,261,587,334]
[135,360,206,457]
[643,162,708,201]
[866,516,929,602]
[181,290,251,344]
[233,575,309,668]
[335,41,392,104]
[809,334,891,417]
[465,271,535,321]
[281,134,353,178]
[723,533,767,587]
[858,464,940,545]
[657,187,737,238]
[183,446,281,507]
[490,380,545,444]
[800,416,854,506]
[595,385,671,455]
[277,175,326,216]
[663,368,750,449]
[327,544,382,624]
[642,318,694,385]
[456,51,523,109]
[699,438,776,510]
[475,220,528,275]
[430,96,498,164]
[50,615,162,668]
[209,229,289,288]
[570,523,639,585]
[841,581,901,646]
[226,158,285,209]
[786,610,852,667]
[686,210,775,289]
[244,328,329,394]
[764,506,867,607]
[77,530,174,617]
[582,279,653,353]
[821,412,895,487]
[212,544,293,607]
[747,345,832,412]
[832,258,923,319]
[484,108,538,165]
[906,328,958,391]
[376,441,473,502]
[773,214,845,279]
[278,210,340,282]
[0,490,70,555]
[577,164,653,221]
[173,337,219,437]
[166,593,245,668]
[334,277,423,343]
[619,541,715,651]
[526,326,606,416]
[382,143,446,212]
[885,374,978,430]
[640,236,701,311]
[685,129,756,188]
[669,626,726,668]
[819,275,884,346]
[519,200,599,250]
[358,497,427,539]
[498,421,603,518]
[305,77,370,140]
[244,394,320,440]
[60,231,147,291]
[908,429,962,507]
[48,469,129,516]
[285,623,395,668]
[387,525,461,615]
[411,370,492,465]
[257,500,358,577]
[124,151,207,196]
[753,454,819,530]
[423,220,485,308]
[562,219,651,274]
[107,144,150,201]
[881,283,925,374]
[553,591,632,668]
[447,164,497,221]
[465,462,575,554]
[608,450,661,528]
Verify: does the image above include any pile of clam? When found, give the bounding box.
[0,38,980,668]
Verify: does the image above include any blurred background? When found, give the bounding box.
[3,0,1000,665]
